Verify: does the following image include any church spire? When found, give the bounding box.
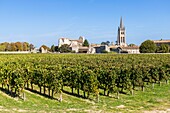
[117,17,127,47]
[120,17,123,28]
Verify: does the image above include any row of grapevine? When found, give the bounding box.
[0,54,169,102]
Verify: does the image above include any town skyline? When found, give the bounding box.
[0,0,170,47]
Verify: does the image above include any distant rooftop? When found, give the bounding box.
[122,46,139,49]
[153,39,170,43]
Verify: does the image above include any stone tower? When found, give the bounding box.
[117,17,127,47]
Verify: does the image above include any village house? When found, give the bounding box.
[153,39,170,46]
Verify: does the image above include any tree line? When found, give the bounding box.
[0,42,35,51]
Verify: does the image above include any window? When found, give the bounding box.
[123,37,125,42]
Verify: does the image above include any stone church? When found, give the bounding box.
[117,17,127,47]
[110,17,140,54]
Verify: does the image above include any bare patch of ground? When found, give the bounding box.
[83,99,96,105]
[144,108,170,113]
[116,105,125,109]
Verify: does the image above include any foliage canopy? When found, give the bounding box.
[139,40,157,53]
[83,39,89,47]
[59,44,71,53]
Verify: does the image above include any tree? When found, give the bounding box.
[83,39,89,47]
[55,46,59,52]
[101,41,110,46]
[11,43,17,51]
[51,45,55,52]
[15,42,23,51]
[0,42,33,51]
[29,44,35,51]
[0,44,6,51]
[128,44,136,47]
[139,40,157,53]
[23,42,29,51]
[156,44,169,53]
[106,41,110,45]
[59,44,71,53]
[101,42,106,45]
[1,42,9,51]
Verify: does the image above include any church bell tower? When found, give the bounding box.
[117,17,127,47]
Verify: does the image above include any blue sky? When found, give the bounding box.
[0,0,170,47]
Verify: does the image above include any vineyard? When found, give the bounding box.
[0,54,170,112]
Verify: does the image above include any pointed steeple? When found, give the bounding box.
[117,17,127,47]
[120,17,123,28]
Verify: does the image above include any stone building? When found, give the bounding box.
[58,36,84,47]
[117,17,127,47]
[120,46,140,54]
[93,45,110,53]
[40,47,48,53]
[153,39,170,46]
[58,36,85,52]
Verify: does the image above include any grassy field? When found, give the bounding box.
[0,82,170,113]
